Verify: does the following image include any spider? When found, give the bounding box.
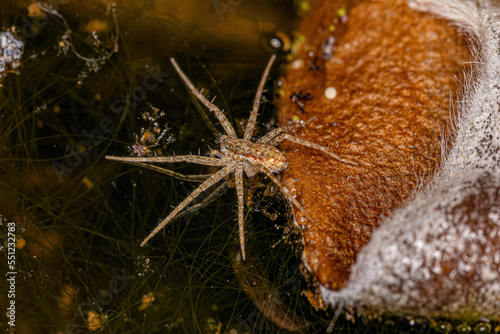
[106,54,357,259]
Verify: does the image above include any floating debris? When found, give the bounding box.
[15,237,26,249]
[268,31,291,52]
[290,58,304,69]
[138,292,155,311]
[324,87,337,100]
[290,90,312,113]
[27,3,47,20]
[321,36,335,59]
[35,1,119,71]
[0,31,24,79]
[336,7,349,23]
[81,176,94,190]
[86,310,103,331]
[57,31,71,56]
[310,56,319,70]
[131,106,175,157]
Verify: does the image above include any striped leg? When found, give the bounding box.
[243,54,277,141]
[118,160,210,182]
[170,58,237,138]
[141,163,236,246]
[259,167,306,214]
[171,180,229,221]
[277,133,358,166]
[106,154,225,166]
[235,167,246,259]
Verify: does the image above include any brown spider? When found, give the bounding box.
[106,55,356,259]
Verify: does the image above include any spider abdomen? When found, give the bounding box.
[220,135,287,173]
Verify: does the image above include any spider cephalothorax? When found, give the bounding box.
[218,134,288,175]
[107,55,356,259]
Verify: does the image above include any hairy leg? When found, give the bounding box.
[235,167,246,259]
[243,54,277,141]
[119,160,211,182]
[257,127,283,144]
[278,133,358,166]
[257,116,317,144]
[259,167,306,214]
[170,58,237,138]
[141,163,236,246]
[106,154,225,166]
[171,180,229,221]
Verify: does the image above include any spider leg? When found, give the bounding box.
[118,160,210,182]
[257,127,283,144]
[258,116,318,144]
[277,133,358,166]
[191,96,219,137]
[106,155,225,166]
[170,58,237,138]
[243,54,277,141]
[171,180,229,221]
[259,167,306,214]
[235,166,246,259]
[141,163,236,246]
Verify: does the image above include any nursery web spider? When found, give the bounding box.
[106,54,356,259]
